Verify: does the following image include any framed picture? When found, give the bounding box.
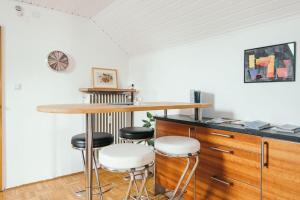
[244,42,296,83]
[92,67,118,88]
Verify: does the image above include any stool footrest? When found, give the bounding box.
[75,183,114,197]
[123,171,154,181]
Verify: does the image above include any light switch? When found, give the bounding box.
[14,84,22,90]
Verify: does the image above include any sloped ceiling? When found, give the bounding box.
[13,0,300,55]
[92,0,300,55]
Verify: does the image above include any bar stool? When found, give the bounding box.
[119,127,154,143]
[99,143,155,200]
[119,127,154,180]
[71,132,114,199]
[154,136,200,200]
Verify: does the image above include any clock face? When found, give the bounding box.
[47,50,69,71]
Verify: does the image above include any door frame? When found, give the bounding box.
[0,26,3,190]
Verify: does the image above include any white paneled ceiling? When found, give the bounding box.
[93,0,300,55]
[13,0,300,55]
[14,0,114,18]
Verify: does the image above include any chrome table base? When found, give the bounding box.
[85,114,95,200]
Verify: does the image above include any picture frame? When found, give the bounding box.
[244,42,296,83]
[92,67,118,88]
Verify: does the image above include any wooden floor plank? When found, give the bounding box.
[0,170,167,200]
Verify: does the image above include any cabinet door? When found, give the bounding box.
[155,120,196,200]
[262,138,300,200]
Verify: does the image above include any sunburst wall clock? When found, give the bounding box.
[47,50,69,71]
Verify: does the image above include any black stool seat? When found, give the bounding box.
[119,127,154,140]
[71,132,114,149]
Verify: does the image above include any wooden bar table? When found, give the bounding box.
[37,102,211,200]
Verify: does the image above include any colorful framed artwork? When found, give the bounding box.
[92,67,118,88]
[244,42,296,83]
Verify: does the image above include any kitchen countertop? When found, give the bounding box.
[155,115,300,143]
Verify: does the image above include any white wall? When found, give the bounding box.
[130,16,300,126]
[0,1,129,188]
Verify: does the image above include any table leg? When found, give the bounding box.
[85,113,94,200]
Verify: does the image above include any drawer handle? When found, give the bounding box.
[210,176,232,186]
[209,147,233,154]
[210,132,233,138]
[188,127,195,138]
[263,141,269,168]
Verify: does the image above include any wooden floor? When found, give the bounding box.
[0,170,167,200]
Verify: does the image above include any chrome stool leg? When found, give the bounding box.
[155,136,200,200]
[177,156,199,199]
[82,150,86,166]
[137,168,150,199]
[75,150,112,199]
[165,155,199,200]
[124,167,151,200]
[170,158,190,200]
[155,151,199,200]
[93,151,103,200]
[125,172,134,200]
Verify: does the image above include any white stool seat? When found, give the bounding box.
[155,136,200,155]
[99,143,154,171]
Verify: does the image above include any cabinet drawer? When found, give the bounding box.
[195,127,261,153]
[156,120,193,137]
[199,142,261,187]
[196,167,260,200]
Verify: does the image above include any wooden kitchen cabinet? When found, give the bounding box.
[155,120,261,200]
[155,119,300,200]
[262,138,300,200]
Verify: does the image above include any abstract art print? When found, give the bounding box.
[92,67,118,88]
[244,42,296,83]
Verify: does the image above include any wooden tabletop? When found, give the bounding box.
[37,102,211,114]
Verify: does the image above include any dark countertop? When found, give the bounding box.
[155,115,300,143]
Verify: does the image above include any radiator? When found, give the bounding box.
[88,93,131,144]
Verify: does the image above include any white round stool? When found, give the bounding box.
[155,136,200,200]
[99,143,155,200]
